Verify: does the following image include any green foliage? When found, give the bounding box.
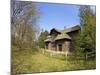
[38,30,49,48]
[75,5,96,59]
[11,1,40,49]
[11,47,38,75]
[11,1,40,74]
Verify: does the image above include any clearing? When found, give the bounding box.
[12,48,96,74]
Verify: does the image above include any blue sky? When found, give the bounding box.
[36,2,95,32]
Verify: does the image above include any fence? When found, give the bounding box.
[41,48,95,61]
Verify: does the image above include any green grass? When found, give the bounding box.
[12,48,96,75]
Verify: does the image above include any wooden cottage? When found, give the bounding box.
[44,25,80,54]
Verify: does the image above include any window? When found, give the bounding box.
[58,44,62,51]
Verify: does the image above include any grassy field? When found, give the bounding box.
[12,48,96,75]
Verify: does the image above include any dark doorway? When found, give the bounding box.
[59,44,62,51]
[45,43,48,49]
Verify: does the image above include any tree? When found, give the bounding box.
[11,0,40,49]
[75,5,96,59]
[38,30,49,48]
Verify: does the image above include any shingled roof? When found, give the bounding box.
[45,25,80,42]
[50,28,61,35]
[62,25,80,33]
[54,33,71,41]
[44,35,52,42]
